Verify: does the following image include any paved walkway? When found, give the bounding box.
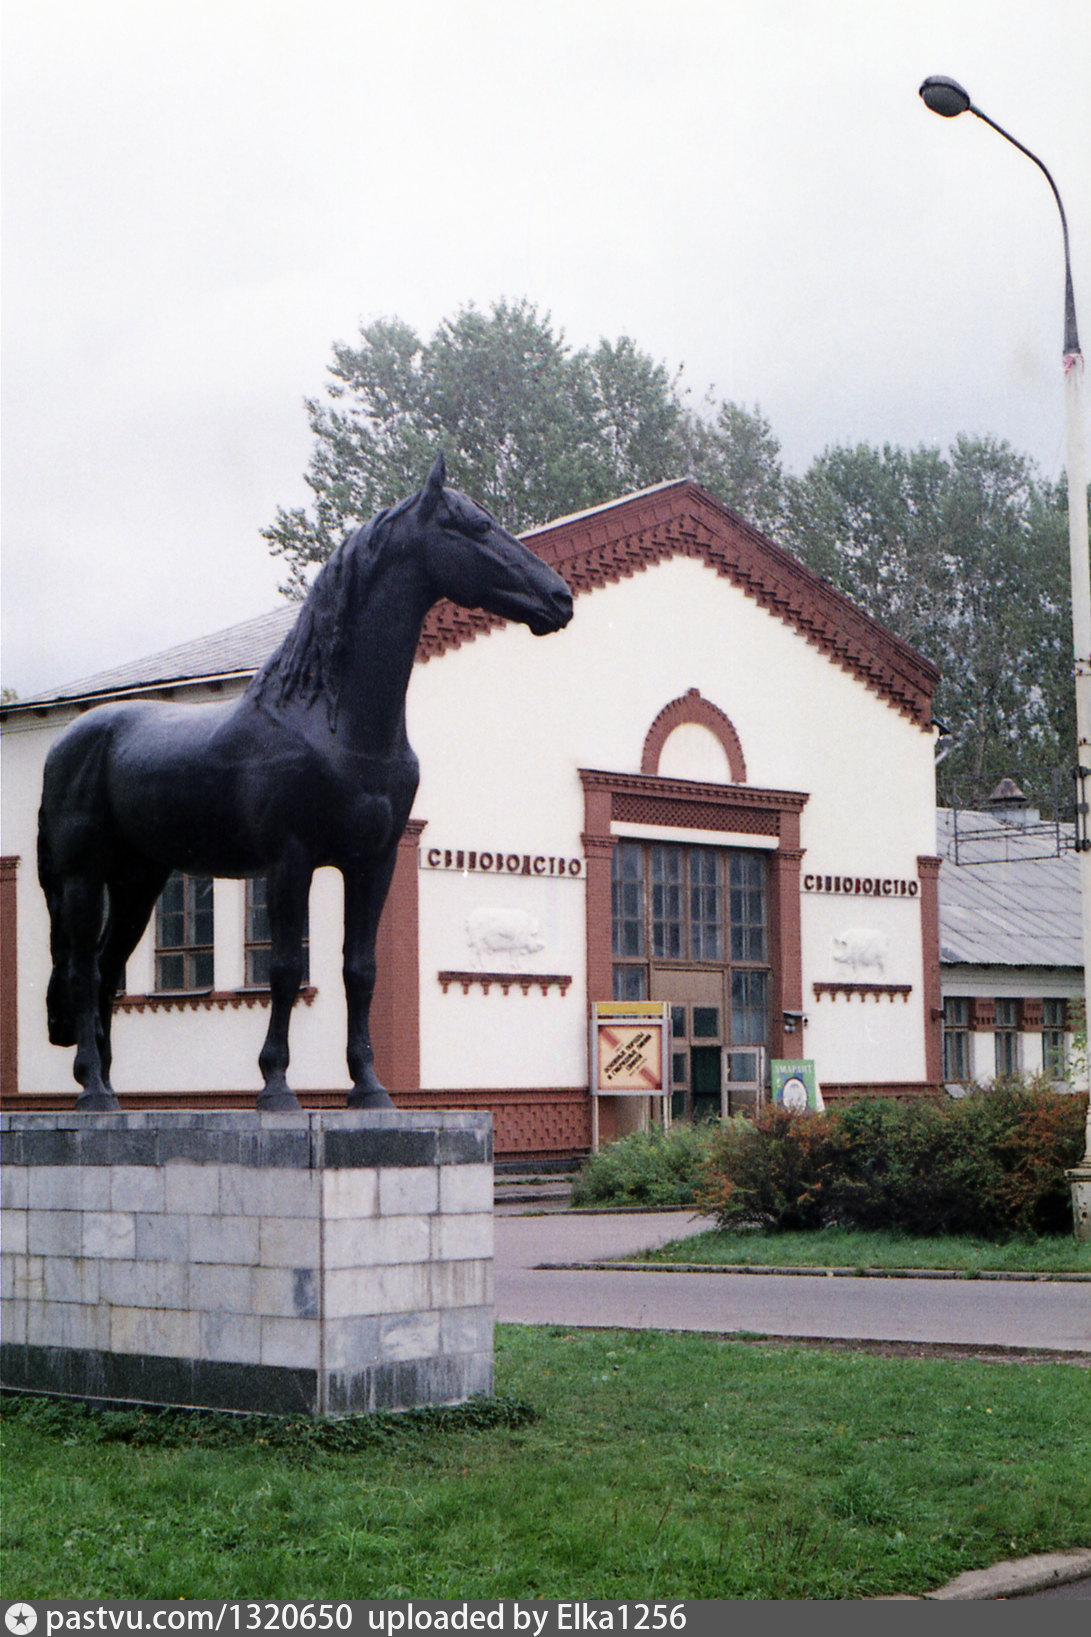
[494,1208,1091,1353]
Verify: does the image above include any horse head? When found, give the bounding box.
[411,454,573,636]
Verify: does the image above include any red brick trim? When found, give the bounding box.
[917,855,943,1086]
[582,767,807,829]
[821,1082,941,1104]
[0,1082,592,1156]
[1,857,18,1097]
[114,988,317,1014]
[1020,998,1044,1032]
[641,688,747,782]
[768,843,804,1061]
[394,1087,591,1157]
[371,819,426,1092]
[970,997,996,1032]
[437,972,572,996]
[813,983,913,1001]
[416,482,939,728]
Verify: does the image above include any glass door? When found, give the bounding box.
[723,1046,766,1116]
[652,970,726,1122]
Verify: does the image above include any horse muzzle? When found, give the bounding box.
[530,586,574,635]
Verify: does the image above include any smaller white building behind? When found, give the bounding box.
[938,793,1084,1090]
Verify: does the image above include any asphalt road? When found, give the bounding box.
[493,1206,1091,1599]
[494,1209,1091,1353]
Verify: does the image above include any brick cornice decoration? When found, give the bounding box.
[1020,998,1044,1032]
[813,983,912,1002]
[970,997,996,1032]
[581,767,807,826]
[438,971,572,997]
[114,987,318,1015]
[641,688,747,782]
[415,481,939,729]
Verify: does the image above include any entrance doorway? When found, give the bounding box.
[612,839,772,1122]
[651,972,766,1121]
[652,969,725,1122]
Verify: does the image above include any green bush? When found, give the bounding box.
[823,1097,963,1236]
[570,1122,719,1207]
[696,1080,1088,1239]
[698,1107,836,1230]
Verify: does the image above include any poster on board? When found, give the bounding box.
[591,1002,669,1094]
[771,1059,824,1112]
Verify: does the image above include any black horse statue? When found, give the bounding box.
[38,455,573,1112]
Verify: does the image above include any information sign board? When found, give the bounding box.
[590,1002,672,1151]
[770,1059,824,1112]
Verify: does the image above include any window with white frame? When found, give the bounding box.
[245,876,310,988]
[943,996,970,1082]
[155,872,214,991]
[1042,999,1067,1080]
[994,998,1020,1078]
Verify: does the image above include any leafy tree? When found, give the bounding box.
[263,299,780,596]
[781,436,1074,808]
[264,298,1075,813]
[682,397,784,535]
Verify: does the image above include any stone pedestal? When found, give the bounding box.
[0,1109,493,1416]
[1068,1164,1091,1243]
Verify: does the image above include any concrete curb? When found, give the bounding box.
[921,1549,1091,1600]
[542,1259,1091,1282]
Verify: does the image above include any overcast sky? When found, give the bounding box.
[3,0,1089,698]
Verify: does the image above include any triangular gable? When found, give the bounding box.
[8,480,939,727]
[417,479,939,730]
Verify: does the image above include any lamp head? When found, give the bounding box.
[919,76,972,117]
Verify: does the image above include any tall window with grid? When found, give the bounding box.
[994,998,1021,1078]
[245,877,310,988]
[942,996,970,1082]
[1042,999,1067,1080]
[610,842,770,1046]
[155,872,214,992]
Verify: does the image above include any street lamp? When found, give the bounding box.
[919,75,1091,1238]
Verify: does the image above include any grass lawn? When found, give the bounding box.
[3,1326,1089,1601]
[631,1225,1091,1275]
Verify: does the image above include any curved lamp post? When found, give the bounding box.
[919,76,1091,1237]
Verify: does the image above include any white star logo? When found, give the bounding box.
[5,1608,38,1635]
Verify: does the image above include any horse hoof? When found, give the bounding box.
[256,1088,302,1112]
[346,1088,396,1111]
[74,1089,121,1112]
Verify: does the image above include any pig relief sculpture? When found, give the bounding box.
[831,928,890,976]
[465,908,546,972]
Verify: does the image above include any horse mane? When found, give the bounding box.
[249,501,406,727]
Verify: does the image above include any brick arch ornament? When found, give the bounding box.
[641,688,747,783]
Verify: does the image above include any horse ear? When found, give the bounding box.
[418,452,447,521]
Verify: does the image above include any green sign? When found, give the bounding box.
[771,1059,823,1113]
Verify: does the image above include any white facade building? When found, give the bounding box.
[1,481,945,1155]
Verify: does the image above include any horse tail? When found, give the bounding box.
[37,806,78,1046]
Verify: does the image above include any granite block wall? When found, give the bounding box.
[0,1109,493,1416]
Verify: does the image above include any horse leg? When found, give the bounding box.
[343,855,397,1109]
[96,866,169,1089]
[256,854,312,1112]
[61,874,118,1111]
[43,877,77,1048]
